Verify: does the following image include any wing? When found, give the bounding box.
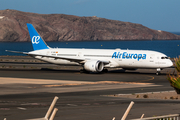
[6,50,110,64]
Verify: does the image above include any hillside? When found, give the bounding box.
[0,9,179,42]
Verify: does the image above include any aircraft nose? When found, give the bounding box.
[168,60,173,67]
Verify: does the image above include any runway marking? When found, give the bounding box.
[0,76,155,88]
[137,75,154,82]
[67,104,78,106]
[0,108,10,110]
[0,77,92,85]
[42,81,154,88]
[0,76,160,95]
[82,103,90,106]
[17,107,27,110]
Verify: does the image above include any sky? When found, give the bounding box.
[0,0,180,32]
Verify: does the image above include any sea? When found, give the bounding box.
[1,32,180,58]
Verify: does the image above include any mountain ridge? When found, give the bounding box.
[0,9,179,42]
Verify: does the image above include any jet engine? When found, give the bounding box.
[84,60,104,72]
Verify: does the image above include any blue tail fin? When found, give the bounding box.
[27,23,49,51]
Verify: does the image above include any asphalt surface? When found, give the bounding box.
[0,57,179,120]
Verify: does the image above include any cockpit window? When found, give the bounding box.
[161,57,169,59]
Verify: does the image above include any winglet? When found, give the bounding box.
[27,23,49,51]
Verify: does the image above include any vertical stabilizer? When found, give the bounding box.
[27,23,49,51]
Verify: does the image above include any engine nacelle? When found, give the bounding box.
[84,60,104,72]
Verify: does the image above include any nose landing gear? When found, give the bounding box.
[156,68,162,75]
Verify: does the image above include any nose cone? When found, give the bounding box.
[168,60,173,67]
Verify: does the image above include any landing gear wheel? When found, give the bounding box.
[102,69,108,73]
[156,68,161,75]
[156,72,160,75]
[80,69,85,73]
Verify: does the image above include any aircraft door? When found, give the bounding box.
[78,52,83,57]
[150,54,155,62]
[46,51,50,55]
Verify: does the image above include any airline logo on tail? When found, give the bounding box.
[27,23,49,50]
[32,36,40,44]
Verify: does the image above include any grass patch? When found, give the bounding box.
[167,57,180,94]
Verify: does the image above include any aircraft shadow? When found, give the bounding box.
[40,68,167,75]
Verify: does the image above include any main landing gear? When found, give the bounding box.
[156,68,162,75]
[80,68,108,73]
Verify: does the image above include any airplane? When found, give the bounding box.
[6,23,173,75]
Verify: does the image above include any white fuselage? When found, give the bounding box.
[29,48,173,69]
[7,23,173,74]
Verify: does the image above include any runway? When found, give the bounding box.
[0,57,179,120]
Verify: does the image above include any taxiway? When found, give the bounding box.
[0,56,178,120]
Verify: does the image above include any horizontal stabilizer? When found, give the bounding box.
[5,50,28,55]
